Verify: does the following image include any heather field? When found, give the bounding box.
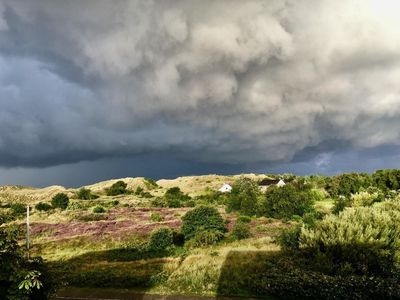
[2,171,400,299]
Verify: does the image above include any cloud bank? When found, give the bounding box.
[1,0,400,169]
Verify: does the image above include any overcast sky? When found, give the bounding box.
[1,0,400,187]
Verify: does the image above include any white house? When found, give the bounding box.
[218,183,232,193]
[276,179,286,187]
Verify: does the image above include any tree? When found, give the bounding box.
[261,183,315,219]
[227,177,260,216]
[326,172,371,198]
[77,188,92,200]
[106,181,128,196]
[51,193,69,210]
[0,226,52,299]
[372,169,400,192]
[181,206,226,240]
[164,187,190,208]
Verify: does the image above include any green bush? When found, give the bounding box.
[227,177,260,216]
[67,201,83,210]
[261,184,315,219]
[181,206,226,240]
[76,187,98,200]
[332,196,351,214]
[230,222,251,240]
[10,203,26,216]
[326,172,371,198]
[92,206,106,213]
[372,169,400,192]
[300,205,400,276]
[150,212,164,222]
[106,181,128,196]
[51,193,69,210]
[236,215,251,223]
[164,187,190,208]
[188,230,224,247]
[148,227,173,252]
[278,226,301,251]
[35,202,52,212]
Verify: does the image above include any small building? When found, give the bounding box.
[259,178,285,191]
[218,183,232,193]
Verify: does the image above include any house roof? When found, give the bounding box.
[259,178,280,186]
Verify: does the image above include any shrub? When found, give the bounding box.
[150,212,164,222]
[332,196,351,214]
[299,205,400,276]
[227,177,260,216]
[278,226,301,251]
[230,222,251,240]
[148,227,173,252]
[261,184,315,219]
[326,172,371,198]
[106,181,128,196]
[372,169,400,192]
[67,201,83,210]
[51,193,69,210]
[164,187,190,208]
[236,215,251,223]
[188,230,224,247]
[134,186,144,195]
[92,206,106,213]
[172,231,185,246]
[181,206,226,240]
[77,187,92,200]
[10,203,26,216]
[35,202,52,212]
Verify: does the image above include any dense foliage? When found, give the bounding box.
[148,227,174,251]
[260,183,315,219]
[181,206,226,240]
[226,177,260,216]
[164,187,190,208]
[0,227,53,299]
[372,169,400,192]
[326,172,371,198]
[300,203,400,276]
[106,181,128,196]
[51,193,69,210]
[34,202,52,212]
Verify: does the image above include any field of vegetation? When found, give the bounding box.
[1,170,400,299]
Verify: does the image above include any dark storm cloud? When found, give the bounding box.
[0,0,400,173]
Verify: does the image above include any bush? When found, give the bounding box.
[148,227,173,252]
[332,196,351,214]
[10,203,26,216]
[164,187,190,208]
[35,202,52,212]
[106,181,128,196]
[227,177,260,216]
[77,187,98,200]
[150,212,164,222]
[172,231,185,247]
[230,222,251,240]
[51,193,69,210]
[236,215,251,223]
[92,206,106,213]
[299,205,400,276]
[188,230,224,247]
[67,201,83,210]
[278,226,301,251]
[261,184,315,219]
[181,206,226,240]
[326,172,371,198]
